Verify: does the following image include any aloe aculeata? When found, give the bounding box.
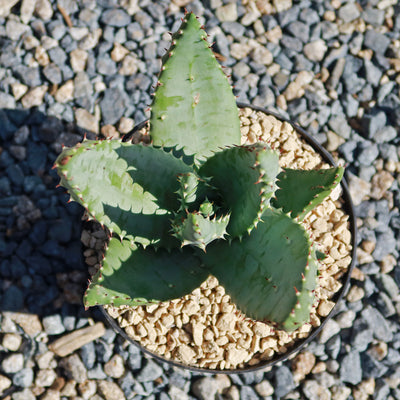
[55,12,344,331]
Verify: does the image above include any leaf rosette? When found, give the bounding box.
[55,13,344,331]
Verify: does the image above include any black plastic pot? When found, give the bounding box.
[100,103,357,373]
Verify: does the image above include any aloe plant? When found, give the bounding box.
[55,12,344,331]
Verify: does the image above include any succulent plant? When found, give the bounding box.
[55,12,344,331]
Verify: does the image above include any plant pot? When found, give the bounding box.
[88,103,357,373]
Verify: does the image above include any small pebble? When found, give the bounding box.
[2,333,22,351]
[104,354,125,378]
[0,374,12,395]
[42,315,65,335]
[304,40,327,62]
[135,359,163,382]
[1,353,24,374]
[192,377,220,400]
[13,368,34,388]
[35,369,57,387]
[59,354,87,384]
[340,351,362,385]
[254,380,274,397]
[97,380,125,400]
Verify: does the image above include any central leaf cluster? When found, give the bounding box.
[170,143,280,251]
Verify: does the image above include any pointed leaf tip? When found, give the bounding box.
[150,12,240,161]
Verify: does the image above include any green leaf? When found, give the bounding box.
[56,140,192,247]
[172,211,229,250]
[150,12,240,162]
[202,208,318,331]
[282,245,319,331]
[272,167,344,221]
[175,172,216,212]
[84,238,209,307]
[199,144,280,238]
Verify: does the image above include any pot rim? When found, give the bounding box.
[99,103,357,374]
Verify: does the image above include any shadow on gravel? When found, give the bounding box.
[0,108,104,323]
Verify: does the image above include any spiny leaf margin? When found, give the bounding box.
[55,139,193,248]
[199,143,280,239]
[149,12,241,162]
[84,238,209,307]
[201,208,318,331]
[272,167,344,221]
